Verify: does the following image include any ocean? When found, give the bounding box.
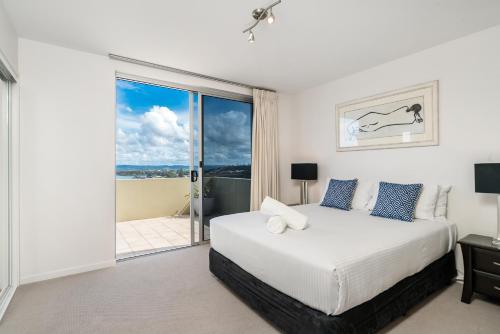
[116,165,190,171]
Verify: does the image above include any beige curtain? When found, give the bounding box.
[250,89,279,210]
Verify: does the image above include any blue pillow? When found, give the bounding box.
[320,179,358,210]
[371,182,423,222]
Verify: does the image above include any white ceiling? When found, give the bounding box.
[3,0,500,92]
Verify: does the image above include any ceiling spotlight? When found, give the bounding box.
[267,9,275,24]
[248,31,255,43]
[243,0,281,42]
[252,8,268,20]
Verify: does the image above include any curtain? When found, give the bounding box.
[250,89,279,210]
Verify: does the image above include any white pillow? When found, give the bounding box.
[352,180,375,210]
[367,182,380,211]
[414,185,439,220]
[327,179,450,219]
[434,185,452,218]
[319,179,331,203]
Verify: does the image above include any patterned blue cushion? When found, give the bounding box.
[371,182,423,222]
[320,179,358,210]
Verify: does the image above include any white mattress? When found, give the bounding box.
[210,204,456,316]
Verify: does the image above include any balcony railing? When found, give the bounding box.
[116,177,250,222]
[116,178,190,222]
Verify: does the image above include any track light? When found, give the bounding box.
[267,9,275,24]
[248,31,255,43]
[243,0,281,43]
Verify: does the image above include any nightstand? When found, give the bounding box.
[458,234,500,303]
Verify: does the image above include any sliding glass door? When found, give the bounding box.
[198,95,253,241]
[115,74,252,256]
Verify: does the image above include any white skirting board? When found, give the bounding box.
[0,285,17,320]
[20,259,116,285]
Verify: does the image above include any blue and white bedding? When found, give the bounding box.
[210,204,456,316]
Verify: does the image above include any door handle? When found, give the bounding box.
[191,170,198,182]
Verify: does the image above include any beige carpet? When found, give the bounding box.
[1,245,499,334]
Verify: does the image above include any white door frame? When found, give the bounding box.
[0,64,17,320]
[188,91,203,245]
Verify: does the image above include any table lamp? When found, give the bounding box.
[475,163,500,247]
[291,163,317,205]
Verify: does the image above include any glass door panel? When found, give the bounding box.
[200,95,253,241]
[115,78,194,258]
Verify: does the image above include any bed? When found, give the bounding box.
[209,204,457,333]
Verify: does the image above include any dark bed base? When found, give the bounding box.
[209,248,456,334]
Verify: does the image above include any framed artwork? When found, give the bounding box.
[336,81,438,151]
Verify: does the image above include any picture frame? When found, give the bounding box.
[336,81,439,151]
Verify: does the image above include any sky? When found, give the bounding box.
[116,79,252,166]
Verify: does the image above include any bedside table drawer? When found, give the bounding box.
[473,271,500,299]
[473,248,500,276]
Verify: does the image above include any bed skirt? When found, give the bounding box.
[209,248,456,334]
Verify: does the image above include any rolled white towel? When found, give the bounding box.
[266,216,287,234]
[261,196,308,230]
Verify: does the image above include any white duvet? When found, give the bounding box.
[210,204,456,315]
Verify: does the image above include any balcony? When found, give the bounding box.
[116,177,250,258]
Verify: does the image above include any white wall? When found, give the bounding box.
[18,38,250,283]
[19,39,116,283]
[279,25,500,273]
[0,1,17,75]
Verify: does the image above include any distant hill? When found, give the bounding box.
[204,165,251,179]
[116,164,251,179]
[116,164,189,171]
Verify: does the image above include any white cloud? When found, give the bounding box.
[116,105,190,165]
[117,105,252,166]
[141,106,189,143]
[203,110,251,165]
[117,104,133,114]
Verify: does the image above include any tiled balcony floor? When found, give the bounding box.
[116,216,194,258]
